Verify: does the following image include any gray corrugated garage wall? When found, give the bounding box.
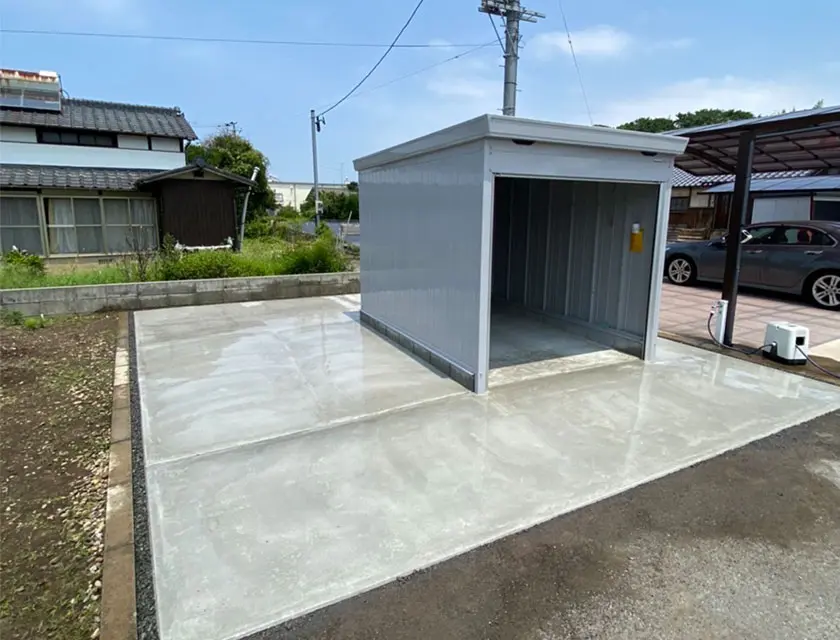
[492,177,660,349]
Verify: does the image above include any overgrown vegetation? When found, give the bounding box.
[0,229,349,290]
[301,188,359,220]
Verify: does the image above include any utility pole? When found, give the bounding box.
[225,121,239,136]
[310,109,325,226]
[478,0,544,116]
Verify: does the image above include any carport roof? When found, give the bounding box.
[703,174,840,193]
[672,105,840,176]
[354,114,688,172]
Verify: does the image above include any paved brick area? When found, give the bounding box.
[659,283,839,350]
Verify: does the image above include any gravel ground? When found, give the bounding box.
[262,410,840,640]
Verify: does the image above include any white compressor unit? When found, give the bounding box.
[762,322,809,365]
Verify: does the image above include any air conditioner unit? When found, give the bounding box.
[762,322,808,365]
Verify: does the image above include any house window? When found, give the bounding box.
[0,195,43,255]
[670,196,690,211]
[44,196,158,255]
[38,128,117,147]
[103,199,158,252]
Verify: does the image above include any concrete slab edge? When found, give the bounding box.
[359,309,476,391]
[658,331,840,388]
[99,312,137,640]
[128,312,161,640]
[0,272,361,317]
[244,401,840,639]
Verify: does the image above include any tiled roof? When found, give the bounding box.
[0,98,197,139]
[0,165,161,190]
[672,167,815,188]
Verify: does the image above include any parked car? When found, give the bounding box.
[664,220,840,310]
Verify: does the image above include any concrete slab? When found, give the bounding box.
[135,296,465,464]
[489,309,636,386]
[135,298,840,640]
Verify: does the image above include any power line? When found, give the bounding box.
[0,27,483,49]
[486,14,505,53]
[318,0,426,117]
[556,0,593,124]
[348,42,497,102]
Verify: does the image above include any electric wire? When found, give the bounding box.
[487,14,506,53]
[796,346,840,380]
[556,0,593,125]
[0,27,481,49]
[706,311,840,380]
[318,0,426,117]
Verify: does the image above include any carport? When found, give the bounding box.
[354,115,687,392]
[672,105,840,345]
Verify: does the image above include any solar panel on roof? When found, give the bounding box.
[0,69,62,112]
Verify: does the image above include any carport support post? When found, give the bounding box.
[721,130,755,346]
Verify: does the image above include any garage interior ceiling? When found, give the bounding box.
[673,105,840,176]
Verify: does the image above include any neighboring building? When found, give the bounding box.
[668,168,832,236]
[704,174,840,224]
[0,68,252,262]
[268,177,348,211]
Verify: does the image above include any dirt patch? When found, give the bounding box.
[1,315,117,640]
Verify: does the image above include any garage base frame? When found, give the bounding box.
[360,310,477,391]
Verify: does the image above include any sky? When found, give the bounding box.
[1,0,839,182]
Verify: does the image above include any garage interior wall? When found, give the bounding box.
[491,177,661,356]
[358,140,487,380]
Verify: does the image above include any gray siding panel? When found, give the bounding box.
[358,140,486,375]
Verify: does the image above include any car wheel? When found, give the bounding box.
[666,256,696,286]
[807,271,840,310]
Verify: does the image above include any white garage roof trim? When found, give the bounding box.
[354,114,688,172]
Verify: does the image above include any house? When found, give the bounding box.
[667,167,832,237]
[0,68,253,262]
[268,177,349,211]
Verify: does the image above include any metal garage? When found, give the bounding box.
[354,115,687,392]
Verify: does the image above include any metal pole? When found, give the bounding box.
[502,1,520,116]
[238,166,260,251]
[310,109,321,226]
[721,130,755,346]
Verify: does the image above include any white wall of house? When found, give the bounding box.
[751,196,811,224]
[0,124,37,143]
[0,124,185,170]
[269,180,348,211]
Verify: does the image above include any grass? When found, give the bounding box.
[0,233,350,290]
[0,314,117,639]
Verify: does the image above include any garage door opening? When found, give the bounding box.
[489,176,661,386]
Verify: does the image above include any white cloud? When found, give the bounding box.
[530,26,633,60]
[529,26,694,61]
[595,76,834,126]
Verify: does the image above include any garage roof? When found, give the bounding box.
[672,105,840,176]
[704,174,840,193]
[354,114,688,171]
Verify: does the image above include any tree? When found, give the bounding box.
[301,189,359,220]
[617,117,675,133]
[617,109,756,133]
[346,181,359,192]
[186,132,277,219]
[673,109,754,129]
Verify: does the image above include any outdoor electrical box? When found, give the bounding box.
[762,322,809,365]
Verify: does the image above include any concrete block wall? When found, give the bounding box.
[0,272,360,317]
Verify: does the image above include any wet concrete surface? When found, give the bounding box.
[133,298,840,640]
[268,410,840,640]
